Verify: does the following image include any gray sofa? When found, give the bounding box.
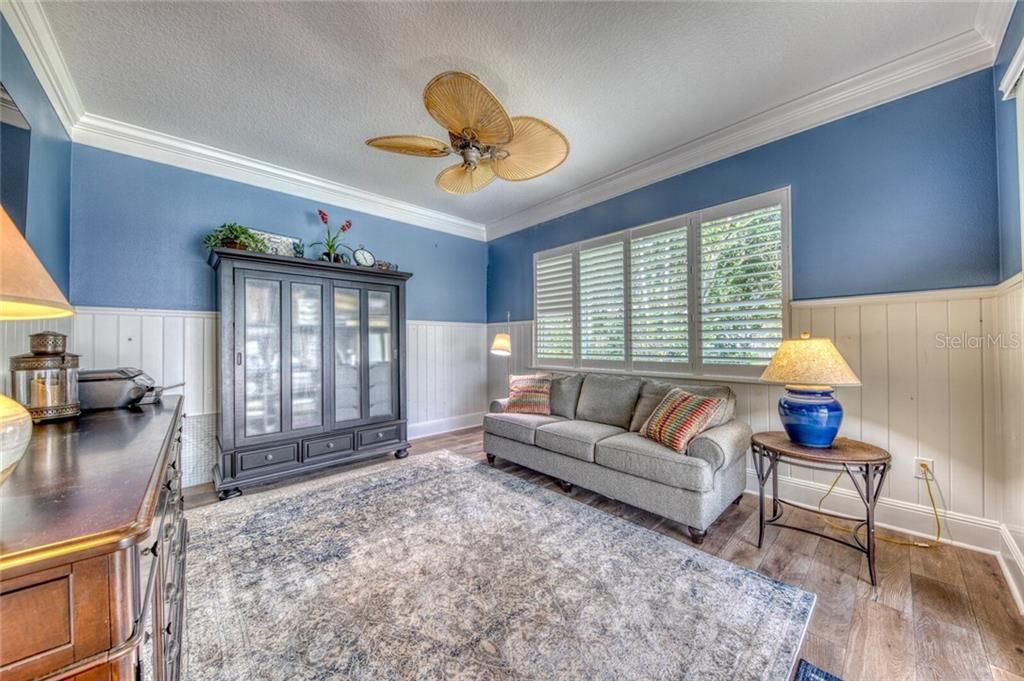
[483,373,752,543]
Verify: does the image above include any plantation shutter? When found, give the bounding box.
[534,252,575,363]
[579,240,626,363]
[699,204,784,367]
[630,224,689,367]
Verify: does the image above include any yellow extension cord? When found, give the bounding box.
[815,461,942,549]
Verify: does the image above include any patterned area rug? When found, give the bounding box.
[185,451,814,680]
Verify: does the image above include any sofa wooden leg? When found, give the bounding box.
[557,480,573,493]
[732,494,743,506]
[486,453,496,466]
[687,526,707,544]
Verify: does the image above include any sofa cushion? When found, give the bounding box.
[575,374,642,429]
[483,413,565,445]
[535,420,625,462]
[596,433,713,492]
[506,374,552,415]
[630,379,736,432]
[549,373,584,419]
[639,388,726,453]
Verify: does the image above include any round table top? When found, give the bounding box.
[751,431,891,464]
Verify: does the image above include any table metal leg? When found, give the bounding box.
[845,462,890,586]
[753,445,767,548]
[771,452,780,519]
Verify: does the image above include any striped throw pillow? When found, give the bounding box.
[506,374,552,415]
[640,388,724,453]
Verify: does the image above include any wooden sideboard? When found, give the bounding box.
[0,398,186,681]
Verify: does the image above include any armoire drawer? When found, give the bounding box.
[357,423,402,449]
[304,432,355,460]
[238,444,299,473]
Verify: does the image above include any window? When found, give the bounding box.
[533,188,789,378]
[579,239,625,363]
[699,203,784,367]
[534,251,575,365]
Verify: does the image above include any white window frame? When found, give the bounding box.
[532,187,791,382]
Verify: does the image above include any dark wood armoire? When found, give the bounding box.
[209,249,412,499]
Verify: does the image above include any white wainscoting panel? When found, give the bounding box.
[0,316,75,395]
[485,280,1024,611]
[1,308,488,487]
[406,320,488,439]
[994,278,1024,609]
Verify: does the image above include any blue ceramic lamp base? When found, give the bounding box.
[778,386,843,448]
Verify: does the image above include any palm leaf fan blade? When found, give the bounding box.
[365,135,451,157]
[423,71,513,145]
[435,160,495,194]
[494,116,569,181]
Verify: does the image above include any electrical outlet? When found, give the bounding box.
[914,457,934,479]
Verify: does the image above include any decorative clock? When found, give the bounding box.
[353,247,376,267]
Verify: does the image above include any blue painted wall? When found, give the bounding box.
[69,144,487,322]
[2,121,31,234]
[488,69,1001,322]
[994,0,1024,280]
[1,16,72,293]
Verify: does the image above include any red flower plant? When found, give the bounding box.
[340,220,352,233]
[317,209,329,225]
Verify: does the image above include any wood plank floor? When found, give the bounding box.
[185,427,1024,681]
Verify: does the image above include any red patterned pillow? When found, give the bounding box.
[640,388,724,453]
[506,374,552,415]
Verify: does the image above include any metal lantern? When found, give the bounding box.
[10,331,81,422]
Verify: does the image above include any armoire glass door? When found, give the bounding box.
[333,286,362,423]
[366,288,397,419]
[236,271,326,444]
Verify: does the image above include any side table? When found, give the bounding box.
[751,431,892,586]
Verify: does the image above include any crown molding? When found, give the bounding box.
[486,29,999,240]
[0,0,83,134]
[975,0,1016,49]
[73,114,487,240]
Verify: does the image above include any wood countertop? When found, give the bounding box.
[0,397,182,579]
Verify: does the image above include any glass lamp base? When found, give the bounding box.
[778,387,843,448]
[0,394,32,485]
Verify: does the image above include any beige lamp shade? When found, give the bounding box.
[0,206,73,320]
[760,332,861,388]
[490,332,511,356]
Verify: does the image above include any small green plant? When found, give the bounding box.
[202,223,269,252]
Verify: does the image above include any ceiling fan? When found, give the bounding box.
[366,71,569,195]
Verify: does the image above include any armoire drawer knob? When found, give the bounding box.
[377,433,383,439]
[265,454,274,461]
[327,442,334,449]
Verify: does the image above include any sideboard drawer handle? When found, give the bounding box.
[377,432,383,439]
[265,454,273,461]
[326,442,334,449]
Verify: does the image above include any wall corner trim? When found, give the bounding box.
[0,0,83,134]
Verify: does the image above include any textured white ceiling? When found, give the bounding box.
[43,1,980,226]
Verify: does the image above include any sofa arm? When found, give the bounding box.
[489,398,509,413]
[686,419,752,471]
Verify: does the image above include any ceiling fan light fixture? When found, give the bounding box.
[366,70,568,195]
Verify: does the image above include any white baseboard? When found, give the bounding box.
[408,412,485,440]
[999,524,1024,615]
[745,470,1024,614]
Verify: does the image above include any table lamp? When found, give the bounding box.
[760,332,860,448]
[0,205,73,483]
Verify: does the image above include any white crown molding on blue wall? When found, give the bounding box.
[2,0,1015,243]
[0,0,83,133]
[73,113,488,241]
